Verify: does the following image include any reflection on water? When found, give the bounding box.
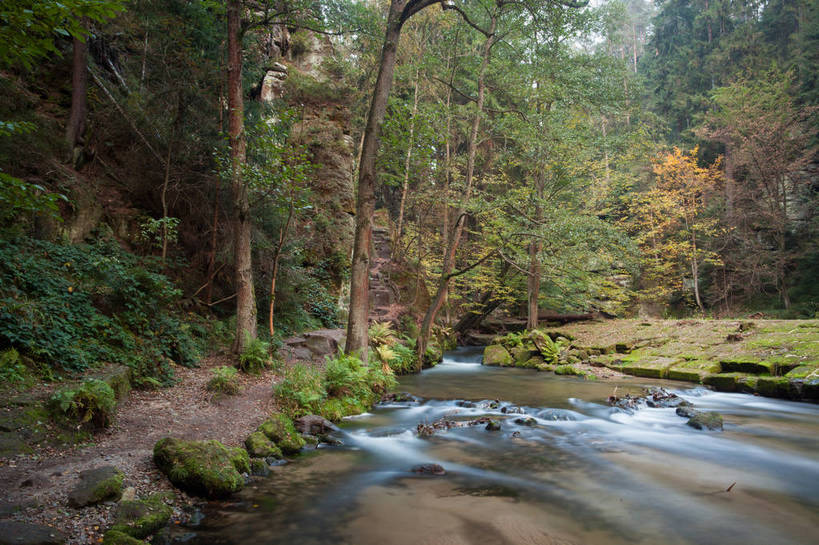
[178,346,819,545]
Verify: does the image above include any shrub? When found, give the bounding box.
[0,348,28,383]
[238,334,270,374]
[206,366,240,395]
[50,378,117,428]
[324,352,370,399]
[385,342,417,375]
[274,363,326,415]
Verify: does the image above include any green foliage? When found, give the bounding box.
[368,321,397,347]
[274,363,327,415]
[50,378,117,428]
[383,342,418,375]
[0,0,125,69]
[324,352,371,399]
[137,216,180,250]
[0,348,28,383]
[536,334,566,366]
[238,333,271,374]
[206,366,240,395]
[0,237,204,384]
[0,172,66,226]
[283,70,350,106]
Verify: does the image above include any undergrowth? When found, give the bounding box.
[206,366,241,395]
[0,237,206,385]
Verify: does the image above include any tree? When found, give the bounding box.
[630,147,724,311]
[699,70,817,308]
[345,0,445,359]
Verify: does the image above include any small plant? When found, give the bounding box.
[384,342,417,375]
[0,348,27,383]
[238,333,270,374]
[324,352,369,398]
[536,334,566,365]
[206,366,240,395]
[50,378,116,428]
[369,321,397,347]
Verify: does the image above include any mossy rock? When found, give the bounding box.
[249,458,270,477]
[482,345,512,367]
[511,346,537,365]
[785,365,818,379]
[667,359,720,382]
[153,438,246,498]
[68,466,125,507]
[92,365,132,400]
[109,493,173,539]
[719,358,771,375]
[687,411,723,431]
[518,356,544,369]
[554,364,580,376]
[755,376,797,399]
[102,529,148,545]
[737,375,759,393]
[257,413,305,454]
[702,373,743,392]
[245,431,282,459]
[620,357,676,379]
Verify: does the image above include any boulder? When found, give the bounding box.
[482,345,512,367]
[101,530,147,545]
[514,417,537,427]
[257,413,306,454]
[109,493,173,540]
[245,431,282,459]
[0,522,65,545]
[686,411,723,431]
[294,414,337,436]
[485,419,502,431]
[411,464,446,476]
[68,466,125,508]
[153,438,248,498]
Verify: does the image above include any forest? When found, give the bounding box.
[0,1,817,545]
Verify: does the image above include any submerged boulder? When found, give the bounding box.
[483,345,512,367]
[153,438,248,498]
[68,466,125,508]
[411,463,446,476]
[258,413,306,454]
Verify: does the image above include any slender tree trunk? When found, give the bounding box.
[228,0,257,353]
[416,18,496,367]
[66,33,88,167]
[269,198,295,336]
[345,5,405,359]
[161,138,172,265]
[206,196,219,305]
[527,168,545,330]
[396,69,419,242]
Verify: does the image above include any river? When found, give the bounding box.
[176,346,819,545]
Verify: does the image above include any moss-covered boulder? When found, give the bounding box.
[257,413,305,454]
[68,466,125,507]
[482,345,512,367]
[109,493,173,539]
[153,438,247,498]
[245,431,282,459]
[686,411,723,431]
[102,529,148,545]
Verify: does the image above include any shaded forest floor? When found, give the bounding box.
[0,354,279,544]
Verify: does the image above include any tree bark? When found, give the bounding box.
[345,4,405,359]
[228,0,257,353]
[396,69,419,242]
[66,33,88,167]
[526,168,545,330]
[416,16,497,367]
[269,197,295,336]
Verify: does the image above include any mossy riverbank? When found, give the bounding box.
[483,319,819,401]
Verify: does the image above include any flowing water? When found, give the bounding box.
[178,347,819,545]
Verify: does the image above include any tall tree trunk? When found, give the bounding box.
[228,0,257,353]
[66,33,88,167]
[416,17,496,367]
[396,69,419,242]
[206,196,219,305]
[345,5,405,359]
[269,198,295,336]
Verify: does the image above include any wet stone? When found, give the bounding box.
[411,464,446,476]
[0,521,65,545]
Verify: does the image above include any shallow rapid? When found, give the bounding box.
[177,347,819,545]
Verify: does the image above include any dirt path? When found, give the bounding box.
[0,354,280,544]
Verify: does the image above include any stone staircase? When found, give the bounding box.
[369,225,399,322]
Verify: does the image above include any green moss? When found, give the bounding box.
[755,376,795,398]
[785,365,819,379]
[511,346,537,365]
[719,357,771,374]
[703,373,744,392]
[103,530,148,545]
[518,356,544,369]
[245,431,281,459]
[482,344,512,367]
[230,447,250,473]
[620,357,677,379]
[153,437,246,498]
[110,493,173,539]
[68,466,125,507]
[257,413,305,454]
[687,411,723,431]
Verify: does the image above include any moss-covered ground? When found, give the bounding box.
[544,319,819,401]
